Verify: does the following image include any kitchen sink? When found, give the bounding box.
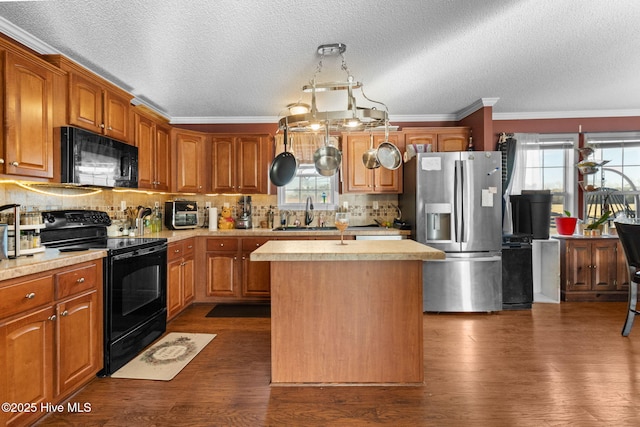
[272,226,338,231]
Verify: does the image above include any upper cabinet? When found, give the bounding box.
[0,46,62,179]
[342,132,404,194]
[210,134,270,194]
[171,128,207,193]
[133,110,171,191]
[403,127,470,152]
[43,55,132,143]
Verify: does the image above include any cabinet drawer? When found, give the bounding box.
[183,238,196,257]
[56,263,98,299]
[167,242,184,262]
[207,238,238,252]
[0,275,54,319]
[242,238,270,251]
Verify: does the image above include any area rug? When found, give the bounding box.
[110,332,216,381]
[206,304,270,318]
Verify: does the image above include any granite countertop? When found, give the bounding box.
[250,239,445,262]
[0,249,107,282]
[551,234,619,240]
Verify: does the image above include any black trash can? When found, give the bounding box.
[510,191,553,239]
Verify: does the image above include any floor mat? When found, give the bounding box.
[206,304,270,318]
[110,332,216,381]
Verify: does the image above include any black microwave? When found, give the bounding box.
[60,127,138,188]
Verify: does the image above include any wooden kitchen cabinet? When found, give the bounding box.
[241,238,271,299]
[558,236,627,301]
[0,260,102,427]
[134,110,171,191]
[44,55,131,143]
[403,126,470,152]
[210,134,270,194]
[342,132,404,193]
[167,238,196,320]
[1,48,61,179]
[206,238,240,298]
[171,128,207,193]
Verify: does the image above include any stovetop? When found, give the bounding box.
[40,210,166,254]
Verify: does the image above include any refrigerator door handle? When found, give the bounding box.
[454,160,465,243]
[460,159,466,242]
[453,161,460,242]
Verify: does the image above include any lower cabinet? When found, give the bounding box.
[167,238,195,320]
[558,237,628,301]
[0,260,102,427]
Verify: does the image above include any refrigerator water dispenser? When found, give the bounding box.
[425,203,451,241]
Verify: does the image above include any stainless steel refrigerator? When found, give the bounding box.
[400,151,503,312]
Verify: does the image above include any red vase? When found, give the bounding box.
[555,217,578,235]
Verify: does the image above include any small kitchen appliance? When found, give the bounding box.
[165,201,198,229]
[236,196,252,229]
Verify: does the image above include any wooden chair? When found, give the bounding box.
[615,221,640,336]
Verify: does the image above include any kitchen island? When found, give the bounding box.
[251,239,444,385]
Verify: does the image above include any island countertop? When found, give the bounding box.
[250,239,444,262]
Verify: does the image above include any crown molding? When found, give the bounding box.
[170,116,281,125]
[454,98,500,121]
[0,16,59,54]
[493,109,640,120]
[388,114,457,123]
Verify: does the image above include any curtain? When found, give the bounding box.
[274,133,340,164]
[502,133,540,234]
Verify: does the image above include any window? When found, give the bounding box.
[583,132,640,220]
[521,133,578,223]
[277,163,339,211]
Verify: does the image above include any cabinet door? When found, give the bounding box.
[210,136,235,193]
[183,255,195,305]
[167,257,184,320]
[0,306,55,427]
[566,240,591,292]
[3,51,54,178]
[405,132,436,150]
[173,131,206,193]
[241,238,270,298]
[134,113,156,189]
[103,89,130,142]
[206,253,239,297]
[155,125,171,192]
[591,240,617,291]
[56,290,101,397]
[344,134,374,192]
[68,71,103,134]
[236,135,267,193]
[437,132,468,152]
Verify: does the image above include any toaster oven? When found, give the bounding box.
[165,201,199,229]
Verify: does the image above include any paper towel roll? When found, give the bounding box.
[208,207,218,231]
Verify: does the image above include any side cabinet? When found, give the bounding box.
[558,236,627,301]
[0,260,103,427]
[206,238,240,298]
[167,238,196,320]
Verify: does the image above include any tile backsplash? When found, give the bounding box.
[0,182,402,229]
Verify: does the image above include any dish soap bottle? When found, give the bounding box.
[151,206,162,232]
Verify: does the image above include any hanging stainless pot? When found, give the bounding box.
[313,125,342,176]
[376,141,402,170]
[362,133,380,169]
[269,128,298,186]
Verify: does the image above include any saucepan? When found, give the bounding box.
[362,133,380,169]
[313,127,342,176]
[269,128,298,186]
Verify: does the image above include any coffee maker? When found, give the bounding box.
[236,196,252,229]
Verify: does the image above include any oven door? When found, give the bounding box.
[105,243,167,342]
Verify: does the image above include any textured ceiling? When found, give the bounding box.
[1,0,639,124]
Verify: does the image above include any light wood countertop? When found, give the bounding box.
[250,239,445,262]
[0,249,107,282]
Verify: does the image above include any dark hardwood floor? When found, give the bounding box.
[35,302,640,426]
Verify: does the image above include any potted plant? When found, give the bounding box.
[584,210,611,236]
[555,210,578,236]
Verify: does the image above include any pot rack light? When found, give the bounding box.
[279,43,389,134]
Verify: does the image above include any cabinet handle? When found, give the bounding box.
[77,277,85,283]
[0,158,4,164]
[220,243,224,247]
[61,310,69,317]
[10,161,19,167]
[108,126,113,130]
[242,256,246,260]
[188,245,193,249]
[174,249,181,253]
[256,243,260,247]
[100,123,105,129]
[48,315,57,321]
[25,292,36,299]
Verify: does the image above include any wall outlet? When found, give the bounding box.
[154,201,160,208]
[343,201,349,209]
[223,202,230,208]
[120,201,127,211]
[373,201,379,210]
[205,201,211,208]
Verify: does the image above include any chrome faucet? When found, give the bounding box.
[304,196,314,226]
